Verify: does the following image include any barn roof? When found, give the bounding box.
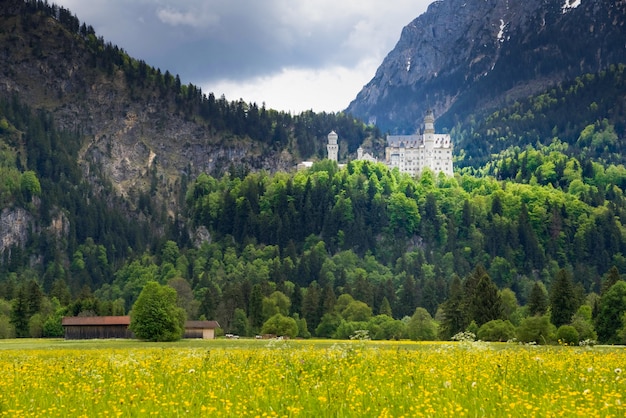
[185,320,220,329]
[62,316,131,326]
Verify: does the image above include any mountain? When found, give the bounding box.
[0,0,379,279]
[346,0,626,135]
[0,0,379,213]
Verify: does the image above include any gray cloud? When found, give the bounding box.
[54,0,432,111]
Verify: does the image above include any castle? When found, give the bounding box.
[326,110,453,177]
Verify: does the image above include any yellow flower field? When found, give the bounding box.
[0,339,624,417]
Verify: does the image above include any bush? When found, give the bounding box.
[0,315,15,339]
[333,321,369,339]
[407,308,438,341]
[261,314,298,338]
[477,319,516,342]
[516,315,556,344]
[42,315,64,337]
[28,313,44,338]
[556,325,579,345]
[316,313,342,338]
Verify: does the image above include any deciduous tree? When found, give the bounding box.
[130,281,186,341]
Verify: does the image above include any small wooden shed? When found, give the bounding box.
[184,320,220,339]
[62,316,133,339]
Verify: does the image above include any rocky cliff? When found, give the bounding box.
[0,1,295,212]
[347,0,626,134]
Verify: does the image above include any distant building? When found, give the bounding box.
[61,316,133,340]
[61,316,221,340]
[356,146,377,163]
[183,320,221,339]
[323,111,453,176]
[327,131,339,162]
[385,110,453,176]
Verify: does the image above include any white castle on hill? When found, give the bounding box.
[325,110,453,177]
[385,110,453,177]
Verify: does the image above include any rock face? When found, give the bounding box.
[347,0,626,134]
[0,2,294,209]
[0,207,32,254]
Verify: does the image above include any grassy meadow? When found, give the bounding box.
[0,339,624,417]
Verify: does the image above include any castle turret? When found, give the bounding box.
[327,131,338,162]
[424,109,435,135]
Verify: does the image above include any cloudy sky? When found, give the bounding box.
[54,0,432,113]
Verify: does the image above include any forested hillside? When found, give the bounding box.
[453,64,626,168]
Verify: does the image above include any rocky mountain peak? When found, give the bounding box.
[347,0,626,134]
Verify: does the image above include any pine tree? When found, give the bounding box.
[528,282,548,316]
[469,274,503,327]
[301,282,321,331]
[595,280,626,343]
[379,297,393,317]
[462,264,487,319]
[550,269,578,328]
[248,284,264,332]
[601,266,621,296]
[10,287,29,338]
[440,275,466,339]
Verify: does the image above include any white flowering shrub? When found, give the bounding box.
[579,339,597,347]
[350,329,371,341]
[451,331,476,342]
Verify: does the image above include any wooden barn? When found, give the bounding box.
[62,316,133,339]
[62,316,221,340]
[184,320,220,339]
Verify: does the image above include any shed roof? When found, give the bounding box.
[62,316,130,326]
[185,320,220,329]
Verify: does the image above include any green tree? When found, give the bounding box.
[601,266,621,296]
[292,313,311,338]
[379,297,393,317]
[407,307,438,341]
[477,319,516,342]
[469,273,503,326]
[499,288,520,323]
[556,325,579,345]
[595,281,626,343]
[316,312,343,338]
[262,291,291,318]
[130,281,186,341]
[10,287,29,337]
[261,313,298,338]
[440,275,466,339]
[516,314,556,344]
[20,170,41,201]
[42,314,64,337]
[387,192,420,236]
[527,281,548,316]
[231,308,250,336]
[28,313,44,338]
[301,282,321,330]
[167,277,198,319]
[376,317,406,340]
[0,314,16,339]
[570,305,597,341]
[248,284,264,331]
[550,269,578,328]
[341,300,373,322]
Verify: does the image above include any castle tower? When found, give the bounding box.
[424,109,435,143]
[327,131,338,162]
